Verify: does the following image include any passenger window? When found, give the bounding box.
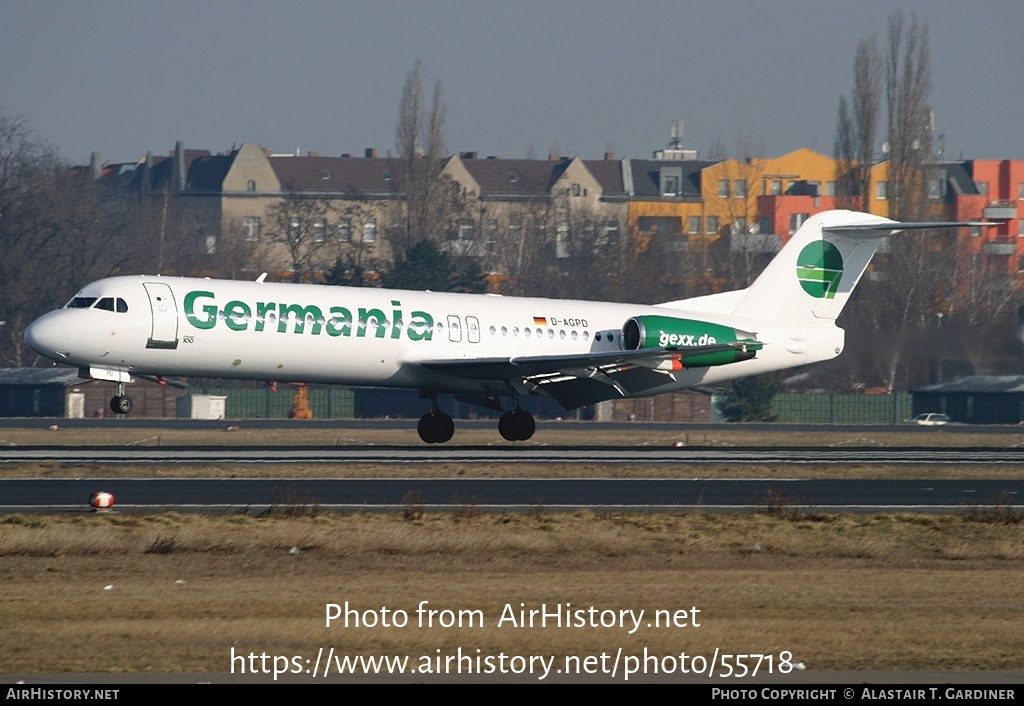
[95,298,116,311]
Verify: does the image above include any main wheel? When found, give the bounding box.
[498,410,535,441]
[511,409,535,440]
[110,395,133,415]
[417,412,454,443]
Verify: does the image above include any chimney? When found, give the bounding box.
[365,148,377,158]
[89,152,102,181]
[172,140,186,192]
[341,153,351,158]
[486,155,499,160]
[142,151,153,195]
[604,152,616,161]
[460,151,478,159]
[308,151,320,157]
[548,153,561,161]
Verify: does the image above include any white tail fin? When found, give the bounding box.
[731,209,981,324]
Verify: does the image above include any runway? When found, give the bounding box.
[2,477,1021,513]
[4,445,1024,465]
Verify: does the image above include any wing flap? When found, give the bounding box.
[408,341,759,409]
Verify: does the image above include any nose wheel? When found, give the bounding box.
[498,409,535,441]
[110,382,133,415]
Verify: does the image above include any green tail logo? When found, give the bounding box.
[796,241,843,299]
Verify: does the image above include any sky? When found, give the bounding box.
[3,0,1023,166]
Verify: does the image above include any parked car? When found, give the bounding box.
[910,413,952,426]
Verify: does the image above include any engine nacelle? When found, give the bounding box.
[622,315,761,367]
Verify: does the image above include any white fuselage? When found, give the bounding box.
[25,275,843,403]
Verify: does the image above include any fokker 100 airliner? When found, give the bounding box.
[24,210,978,443]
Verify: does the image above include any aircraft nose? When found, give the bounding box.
[24,312,71,361]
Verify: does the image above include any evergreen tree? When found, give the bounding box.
[717,374,780,422]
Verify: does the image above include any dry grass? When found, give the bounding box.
[2,510,1023,674]
[2,423,1024,480]
[1,423,1022,450]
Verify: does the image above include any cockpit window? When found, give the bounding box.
[116,298,128,313]
[66,297,97,309]
[95,297,116,311]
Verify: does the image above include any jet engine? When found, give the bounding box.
[621,315,761,367]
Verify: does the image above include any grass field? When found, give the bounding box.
[2,424,1023,680]
[2,510,1023,677]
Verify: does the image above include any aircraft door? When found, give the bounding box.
[143,282,180,349]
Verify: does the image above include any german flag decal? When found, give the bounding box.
[533,316,547,326]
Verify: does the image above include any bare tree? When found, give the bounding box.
[395,59,450,250]
[260,194,341,282]
[834,36,882,209]
[0,109,151,365]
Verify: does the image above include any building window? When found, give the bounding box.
[605,220,619,246]
[486,219,498,244]
[730,217,747,234]
[455,221,474,241]
[242,216,261,241]
[509,219,522,242]
[876,181,887,200]
[338,218,351,242]
[789,213,809,235]
[1019,183,1024,200]
[288,217,302,241]
[825,181,836,196]
[312,218,327,242]
[688,216,701,234]
[928,179,945,199]
[247,180,256,192]
[975,181,989,196]
[362,217,377,243]
[717,180,730,198]
[734,180,747,199]
[572,183,581,197]
[320,170,330,180]
[770,180,782,195]
[556,220,570,258]
[1018,220,1024,237]
[806,181,820,197]
[706,216,719,234]
[662,175,680,196]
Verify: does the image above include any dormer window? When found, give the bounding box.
[321,170,330,180]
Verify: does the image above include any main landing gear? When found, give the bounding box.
[498,409,535,441]
[109,382,133,415]
[416,393,537,443]
[417,393,454,444]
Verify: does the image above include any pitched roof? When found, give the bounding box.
[582,159,626,197]
[0,368,86,386]
[270,156,406,194]
[459,158,573,197]
[913,375,1024,394]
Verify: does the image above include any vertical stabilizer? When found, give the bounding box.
[732,210,897,324]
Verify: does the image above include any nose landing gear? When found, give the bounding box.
[109,382,133,415]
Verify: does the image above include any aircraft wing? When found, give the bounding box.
[411,342,759,409]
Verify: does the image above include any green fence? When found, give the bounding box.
[189,387,355,419]
[771,392,912,424]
